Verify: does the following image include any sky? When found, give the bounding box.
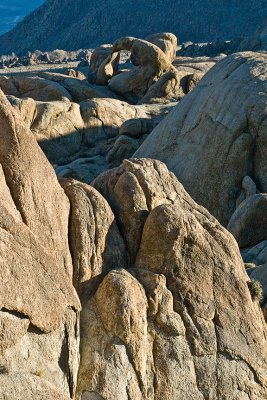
[0,0,44,35]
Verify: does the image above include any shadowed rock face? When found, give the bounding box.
[135,52,267,227]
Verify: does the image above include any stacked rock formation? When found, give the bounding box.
[135,50,267,325]
[0,87,267,399]
[0,33,213,183]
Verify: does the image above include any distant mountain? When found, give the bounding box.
[0,0,44,36]
[0,0,266,55]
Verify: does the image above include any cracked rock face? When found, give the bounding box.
[0,89,80,397]
[135,52,267,226]
[1,82,267,400]
[74,158,267,400]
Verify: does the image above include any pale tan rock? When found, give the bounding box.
[146,32,178,62]
[3,308,80,397]
[139,69,188,104]
[0,75,20,97]
[7,95,37,128]
[61,77,120,102]
[89,44,119,75]
[76,158,267,399]
[80,98,141,144]
[8,96,85,163]
[108,37,172,102]
[173,56,220,73]
[0,312,29,357]
[94,52,120,85]
[32,100,84,163]
[0,89,73,275]
[0,373,72,400]
[62,179,126,302]
[81,98,175,145]
[135,52,267,225]
[1,75,72,101]
[0,89,80,396]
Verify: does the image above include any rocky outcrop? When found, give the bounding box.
[88,44,121,85]
[0,373,72,400]
[73,158,267,400]
[242,241,267,266]
[61,179,126,303]
[135,52,267,226]
[1,83,267,399]
[87,33,207,105]
[107,37,173,102]
[146,32,178,62]
[0,88,80,396]
[0,75,72,102]
[228,194,267,248]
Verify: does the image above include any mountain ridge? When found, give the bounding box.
[0,0,44,35]
[0,0,266,55]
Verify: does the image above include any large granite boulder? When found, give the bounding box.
[0,374,72,400]
[9,96,84,164]
[146,32,178,62]
[74,158,267,400]
[135,52,267,226]
[0,76,72,102]
[61,179,126,303]
[228,194,267,248]
[108,37,173,102]
[1,79,267,400]
[0,89,80,397]
[88,44,120,84]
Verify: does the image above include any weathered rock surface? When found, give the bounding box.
[54,100,175,182]
[242,241,267,266]
[135,52,267,226]
[0,76,72,102]
[62,179,126,303]
[0,88,80,396]
[60,77,121,103]
[81,98,174,145]
[9,96,84,163]
[108,37,173,102]
[138,69,203,104]
[88,44,121,85]
[74,158,267,400]
[228,194,267,248]
[1,45,267,400]
[146,32,178,62]
[0,374,72,400]
[32,100,84,163]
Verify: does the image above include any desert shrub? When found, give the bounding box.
[247,279,263,302]
[244,262,257,270]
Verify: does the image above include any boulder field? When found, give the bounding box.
[0,88,267,399]
[0,33,267,399]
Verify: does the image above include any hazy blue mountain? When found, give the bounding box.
[0,0,266,55]
[0,1,44,36]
